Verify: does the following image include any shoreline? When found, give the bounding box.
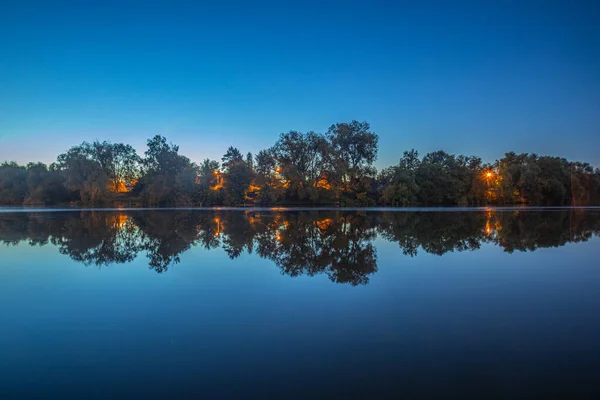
[2,205,600,213]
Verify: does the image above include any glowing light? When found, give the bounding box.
[275,167,281,173]
[210,181,224,191]
[316,218,333,230]
[316,177,331,190]
[485,221,492,235]
[214,218,221,236]
[114,214,129,229]
[211,170,224,190]
[481,170,495,184]
[111,179,131,193]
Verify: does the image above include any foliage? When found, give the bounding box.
[3,210,599,283]
[326,120,378,198]
[0,162,28,205]
[222,154,251,205]
[136,135,195,205]
[2,121,600,206]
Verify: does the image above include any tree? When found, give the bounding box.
[138,136,193,205]
[198,159,220,187]
[254,149,281,204]
[495,152,573,206]
[325,121,378,192]
[0,162,28,205]
[378,150,421,206]
[2,120,600,207]
[24,163,69,205]
[54,145,110,204]
[272,131,328,202]
[53,141,141,196]
[246,152,254,173]
[255,149,276,178]
[223,162,251,205]
[144,135,189,176]
[195,159,222,206]
[414,151,477,205]
[91,141,141,192]
[221,147,243,173]
[175,165,200,205]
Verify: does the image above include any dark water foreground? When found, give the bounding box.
[1,208,600,399]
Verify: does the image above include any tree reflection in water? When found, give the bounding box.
[1,209,599,285]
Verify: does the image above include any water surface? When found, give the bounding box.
[1,208,600,398]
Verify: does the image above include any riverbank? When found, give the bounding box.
[2,205,600,213]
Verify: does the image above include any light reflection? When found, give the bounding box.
[214,217,221,236]
[316,218,333,231]
[111,214,129,229]
[1,210,597,284]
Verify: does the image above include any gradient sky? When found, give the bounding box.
[1,0,599,168]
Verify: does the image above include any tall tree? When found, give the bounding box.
[54,145,109,203]
[272,131,328,202]
[91,141,141,192]
[254,149,281,204]
[138,136,193,205]
[326,121,378,180]
[221,147,243,173]
[325,121,378,194]
[196,159,222,205]
[223,162,251,205]
[246,152,254,173]
[378,150,421,206]
[144,135,189,176]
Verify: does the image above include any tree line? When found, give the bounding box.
[1,121,599,206]
[2,210,598,284]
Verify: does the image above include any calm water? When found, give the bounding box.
[1,208,600,399]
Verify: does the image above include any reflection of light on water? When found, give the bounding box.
[315,218,333,231]
[485,221,492,235]
[3,210,597,286]
[495,219,503,232]
[114,214,129,229]
[483,210,502,236]
[484,210,494,236]
[214,217,221,237]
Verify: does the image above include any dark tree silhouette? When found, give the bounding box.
[3,210,599,285]
[2,121,600,206]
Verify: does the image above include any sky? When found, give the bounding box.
[1,0,599,168]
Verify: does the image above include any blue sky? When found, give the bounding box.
[1,0,599,168]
